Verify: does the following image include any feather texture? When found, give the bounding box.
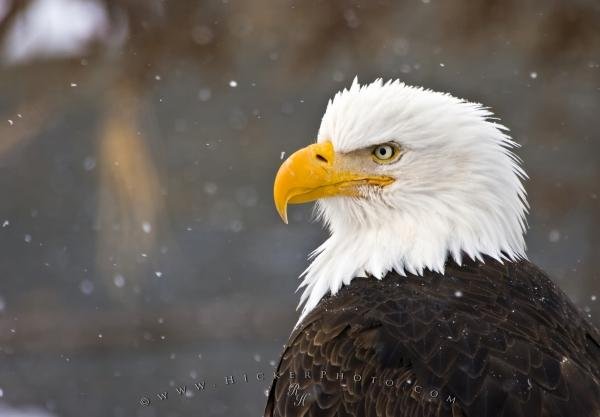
[265,256,600,417]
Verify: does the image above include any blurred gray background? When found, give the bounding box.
[0,1,598,416]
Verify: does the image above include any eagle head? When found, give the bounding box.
[273,78,528,320]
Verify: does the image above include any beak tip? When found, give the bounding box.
[278,208,289,224]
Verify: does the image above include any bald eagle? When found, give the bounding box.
[264,79,600,417]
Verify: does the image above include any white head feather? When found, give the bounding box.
[296,78,528,324]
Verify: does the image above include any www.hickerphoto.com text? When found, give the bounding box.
[138,369,458,407]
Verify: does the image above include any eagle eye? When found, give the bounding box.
[372,143,401,164]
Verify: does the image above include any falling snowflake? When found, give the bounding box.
[142,222,152,234]
[113,274,125,288]
[548,229,561,243]
[80,279,94,295]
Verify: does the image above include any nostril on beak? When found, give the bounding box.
[316,153,328,163]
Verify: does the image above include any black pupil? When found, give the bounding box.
[378,147,390,157]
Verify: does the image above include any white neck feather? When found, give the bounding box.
[297,191,527,323]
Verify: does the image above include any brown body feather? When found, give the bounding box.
[264,257,600,417]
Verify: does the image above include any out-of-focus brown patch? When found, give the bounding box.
[535,2,600,64]
[96,83,163,292]
[438,0,520,40]
[283,0,396,70]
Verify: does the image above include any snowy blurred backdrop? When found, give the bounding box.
[0,0,599,416]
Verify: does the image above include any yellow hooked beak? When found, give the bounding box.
[273,141,395,223]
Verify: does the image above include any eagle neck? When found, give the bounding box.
[296,207,527,326]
